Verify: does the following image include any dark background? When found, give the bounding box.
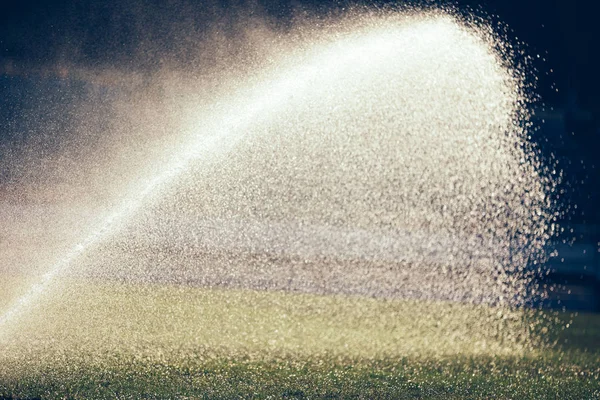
[0,0,598,107]
[0,0,598,105]
[1,0,599,308]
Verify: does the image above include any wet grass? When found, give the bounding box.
[1,347,598,399]
[0,281,598,399]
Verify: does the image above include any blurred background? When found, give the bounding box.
[1,0,598,310]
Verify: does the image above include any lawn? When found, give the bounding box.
[0,279,598,399]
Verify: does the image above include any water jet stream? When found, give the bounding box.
[0,13,551,342]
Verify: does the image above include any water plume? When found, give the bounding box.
[0,8,556,363]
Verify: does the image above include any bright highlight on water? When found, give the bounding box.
[0,8,556,368]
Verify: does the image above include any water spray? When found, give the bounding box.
[0,12,552,348]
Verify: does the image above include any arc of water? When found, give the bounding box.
[0,25,400,332]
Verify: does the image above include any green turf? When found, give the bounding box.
[0,280,598,399]
[1,350,598,399]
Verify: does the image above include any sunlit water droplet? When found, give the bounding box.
[0,8,557,371]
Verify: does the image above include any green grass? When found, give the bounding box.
[0,279,598,399]
[2,353,599,399]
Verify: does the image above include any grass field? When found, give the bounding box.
[0,279,598,399]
